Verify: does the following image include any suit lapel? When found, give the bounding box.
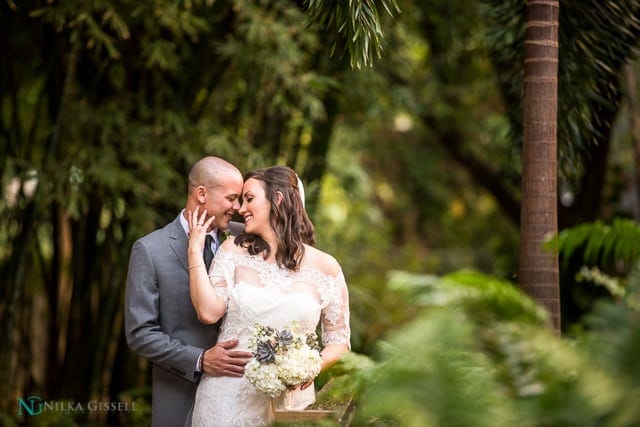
[168,216,189,272]
[168,217,244,270]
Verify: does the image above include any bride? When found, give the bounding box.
[187,166,351,426]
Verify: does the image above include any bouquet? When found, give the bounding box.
[244,322,322,398]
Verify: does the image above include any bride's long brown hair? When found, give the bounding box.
[235,166,316,271]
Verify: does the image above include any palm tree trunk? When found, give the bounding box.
[519,0,561,332]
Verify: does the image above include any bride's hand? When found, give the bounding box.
[287,379,314,391]
[187,206,215,252]
[299,379,314,390]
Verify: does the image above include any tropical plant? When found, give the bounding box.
[348,270,640,426]
[551,217,640,325]
[555,218,640,269]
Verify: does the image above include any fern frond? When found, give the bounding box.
[553,218,640,267]
[387,270,549,326]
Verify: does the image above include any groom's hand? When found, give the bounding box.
[202,339,252,377]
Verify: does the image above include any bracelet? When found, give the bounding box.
[189,264,205,270]
[199,350,205,371]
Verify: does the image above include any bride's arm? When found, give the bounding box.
[317,253,351,371]
[188,245,227,324]
[319,343,349,371]
[187,207,227,324]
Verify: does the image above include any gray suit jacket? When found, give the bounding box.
[124,214,243,427]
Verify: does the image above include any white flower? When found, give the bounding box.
[277,346,322,385]
[245,360,286,398]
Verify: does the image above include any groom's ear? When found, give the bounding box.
[275,191,284,206]
[196,185,207,203]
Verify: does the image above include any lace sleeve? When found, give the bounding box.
[319,270,351,348]
[208,248,235,300]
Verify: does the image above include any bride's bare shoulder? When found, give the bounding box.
[303,245,341,276]
[220,236,244,254]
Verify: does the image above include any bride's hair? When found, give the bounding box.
[234,166,316,271]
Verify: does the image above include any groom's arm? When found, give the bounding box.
[124,239,202,382]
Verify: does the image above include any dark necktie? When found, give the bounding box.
[203,234,214,271]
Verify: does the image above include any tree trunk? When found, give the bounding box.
[519,0,561,332]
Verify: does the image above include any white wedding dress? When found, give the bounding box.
[191,246,351,427]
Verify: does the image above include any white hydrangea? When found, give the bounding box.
[244,360,287,398]
[277,346,322,386]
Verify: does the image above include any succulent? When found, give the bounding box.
[278,330,294,347]
[255,341,276,364]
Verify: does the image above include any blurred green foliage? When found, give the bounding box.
[345,269,640,426]
[3,0,640,425]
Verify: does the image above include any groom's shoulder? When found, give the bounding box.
[135,217,179,245]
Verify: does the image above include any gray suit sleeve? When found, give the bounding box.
[124,239,202,382]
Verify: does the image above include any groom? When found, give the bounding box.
[125,156,252,427]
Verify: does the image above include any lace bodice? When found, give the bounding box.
[192,246,350,427]
[208,247,351,350]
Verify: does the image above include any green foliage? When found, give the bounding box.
[0,412,18,427]
[311,142,424,354]
[582,275,640,386]
[574,274,640,425]
[549,217,640,321]
[304,0,401,69]
[0,0,396,415]
[486,0,640,182]
[357,309,525,427]
[575,266,625,299]
[117,387,152,427]
[314,351,375,408]
[346,270,640,426]
[4,0,640,424]
[553,217,640,269]
[334,0,521,279]
[389,270,549,326]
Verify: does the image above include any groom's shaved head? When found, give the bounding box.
[188,156,241,193]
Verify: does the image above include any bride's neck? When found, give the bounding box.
[259,229,279,261]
